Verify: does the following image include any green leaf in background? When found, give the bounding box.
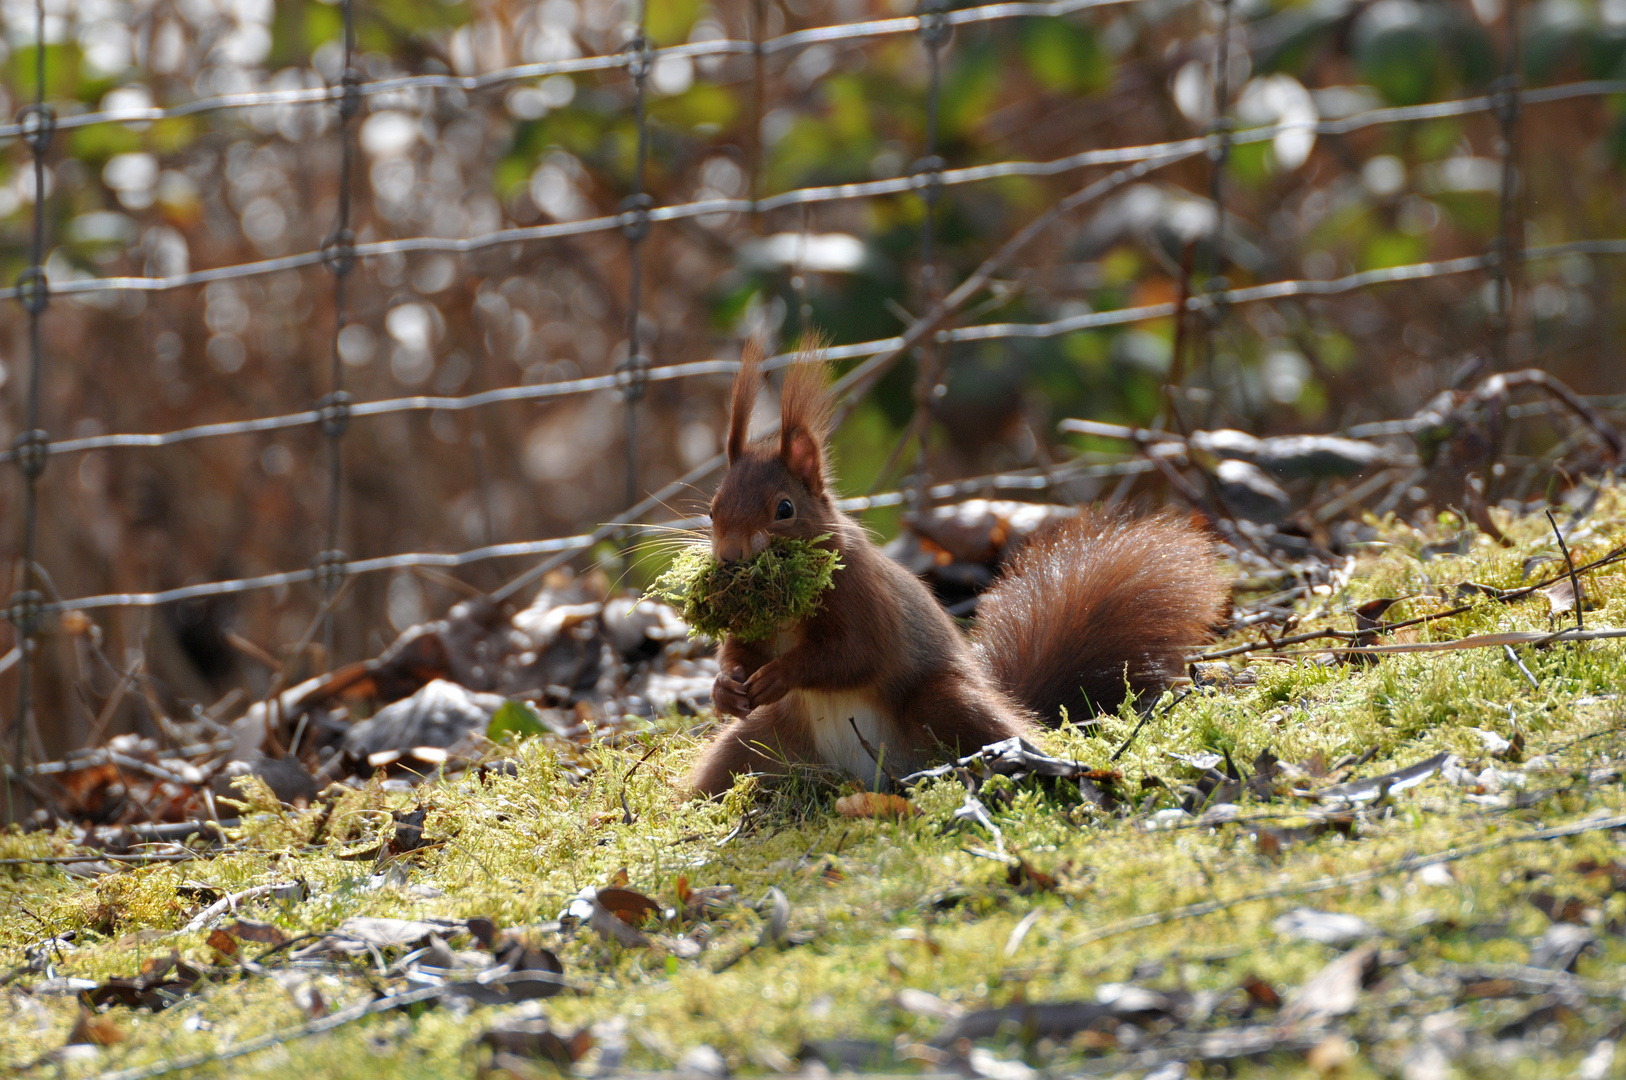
[1063,328,1109,372]
[1227,139,1274,187]
[1352,0,1493,107]
[487,700,546,743]
[6,43,83,101]
[365,0,469,42]
[270,0,344,67]
[646,0,701,47]
[150,116,199,154]
[648,82,739,131]
[69,123,143,165]
[1360,231,1426,272]
[941,42,1002,140]
[493,153,531,198]
[1019,18,1108,95]
[1431,191,1498,237]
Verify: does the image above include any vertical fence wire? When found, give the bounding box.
[619,3,654,519]
[909,0,949,510]
[867,0,950,499]
[749,0,767,222]
[6,0,54,817]
[317,0,360,666]
[1199,0,1234,424]
[1490,0,1523,372]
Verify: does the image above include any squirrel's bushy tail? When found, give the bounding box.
[974,510,1229,724]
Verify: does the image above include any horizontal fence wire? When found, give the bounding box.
[41,456,1158,613]
[4,80,1624,308]
[0,0,1137,140]
[3,236,1620,466]
[31,373,1626,617]
[5,1,1622,620]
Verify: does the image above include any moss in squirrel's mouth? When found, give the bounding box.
[648,535,842,642]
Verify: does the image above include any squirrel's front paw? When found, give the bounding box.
[744,662,791,709]
[711,668,752,718]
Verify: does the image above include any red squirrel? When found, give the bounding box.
[689,345,1229,796]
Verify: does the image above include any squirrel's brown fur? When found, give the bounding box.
[974,510,1229,726]
[689,344,1228,796]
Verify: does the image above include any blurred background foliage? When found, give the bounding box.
[0,0,1624,748]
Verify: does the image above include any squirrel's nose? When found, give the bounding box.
[712,531,768,562]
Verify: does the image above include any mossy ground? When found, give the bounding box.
[7,493,1626,1078]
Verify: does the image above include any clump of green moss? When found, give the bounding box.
[649,536,842,642]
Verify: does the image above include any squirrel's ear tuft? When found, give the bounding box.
[778,340,832,495]
[727,340,765,464]
[782,428,825,496]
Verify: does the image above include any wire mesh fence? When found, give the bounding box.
[3,0,1625,780]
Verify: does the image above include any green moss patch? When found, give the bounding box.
[8,495,1626,1077]
[648,536,842,642]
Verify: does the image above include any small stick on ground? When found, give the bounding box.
[181,883,292,934]
[1546,508,1584,632]
[619,743,660,825]
[1504,644,1540,690]
[848,717,899,789]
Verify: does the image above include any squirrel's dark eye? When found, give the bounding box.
[775,499,795,520]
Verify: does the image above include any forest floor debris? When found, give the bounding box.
[7,491,1626,1077]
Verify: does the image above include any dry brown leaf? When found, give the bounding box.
[1006,856,1058,894]
[205,928,238,957]
[835,793,915,819]
[587,898,651,948]
[227,919,287,946]
[1282,944,1378,1022]
[1238,972,1281,1008]
[68,1008,125,1047]
[596,886,661,926]
[1541,578,1589,617]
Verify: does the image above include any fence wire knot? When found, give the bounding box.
[919,0,950,47]
[5,591,43,640]
[16,103,54,152]
[10,429,49,480]
[618,193,654,243]
[318,391,353,438]
[315,549,348,594]
[321,229,356,278]
[617,351,650,404]
[1493,73,1522,129]
[1202,274,1232,320]
[14,265,48,316]
[1207,115,1234,164]
[623,33,652,81]
[337,66,363,123]
[912,154,946,204]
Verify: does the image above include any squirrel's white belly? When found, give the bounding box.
[795,689,906,789]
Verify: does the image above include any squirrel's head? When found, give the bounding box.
[709,341,836,563]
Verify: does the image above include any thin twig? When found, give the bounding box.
[0,852,199,865]
[180,883,292,934]
[1195,540,1626,661]
[1546,508,1584,632]
[1261,625,1626,658]
[848,717,900,789]
[1503,643,1540,690]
